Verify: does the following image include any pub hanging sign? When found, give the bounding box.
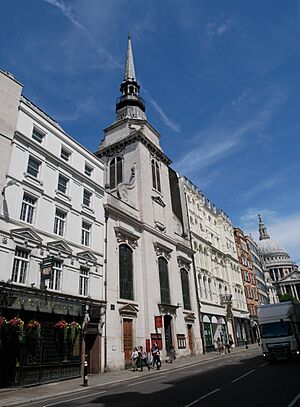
[40,256,55,283]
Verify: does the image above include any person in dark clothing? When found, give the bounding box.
[151,342,161,370]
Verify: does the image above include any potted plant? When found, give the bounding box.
[26,320,41,340]
[7,317,24,344]
[54,320,68,341]
[68,321,81,345]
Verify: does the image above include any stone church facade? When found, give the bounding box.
[95,38,202,370]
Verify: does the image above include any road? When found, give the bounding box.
[13,349,300,407]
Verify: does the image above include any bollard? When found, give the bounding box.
[245,340,248,349]
[83,356,88,386]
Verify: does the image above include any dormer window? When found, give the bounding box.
[61,147,71,162]
[32,127,44,143]
[109,157,122,189]
[85,164,93,177]
[151,159,161,193]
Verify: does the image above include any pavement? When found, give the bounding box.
[0,344,261,406]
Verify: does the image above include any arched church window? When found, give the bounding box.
[151,159,161,193]
[180,268,191,310]
[119,244,133,300]
[110,156,123,189]
[158,257,170,304]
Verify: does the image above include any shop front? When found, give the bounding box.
[202,314,228,352]
[0,283,103,387]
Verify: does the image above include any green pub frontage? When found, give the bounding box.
[0,277,104,387]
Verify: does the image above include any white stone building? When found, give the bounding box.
[96,38,202,371]
[257,215,300,303]
[178,177,249,350]
[0,76,105,386]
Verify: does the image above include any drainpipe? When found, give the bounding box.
[184,192,206,354]
[104,210,108,372]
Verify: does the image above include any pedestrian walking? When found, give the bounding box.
[131,347,139,371]
[224,337,230,353]
[229,335,234,352]
[216,337,224,355]
[139,346,150,371]
[151,342,161,370]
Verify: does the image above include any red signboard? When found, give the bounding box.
[154,315,163,329]
[151,333,163,350]
[145,339,150,353]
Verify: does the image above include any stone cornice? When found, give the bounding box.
[96,130,171,165]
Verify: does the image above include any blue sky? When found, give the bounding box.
[1,0,300,263]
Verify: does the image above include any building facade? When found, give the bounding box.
[179,177,249,351]
[257,215,300,302]
[0,70,22,209]
[234,228,260,343]
[96,37,202,371]
[246,234,269,306]
[0,82,105,386]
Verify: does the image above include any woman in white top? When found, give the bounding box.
[131,347,139,371]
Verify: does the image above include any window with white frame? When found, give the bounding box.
[81,221,91,246]
[84,164,93,177]
[20,193,37,223]
[11,248,29,284]
[79,267,89,296]
[61,147,71,162]
[57,174,68,194]
[27,156,40,178]
[83,189,92,207]
[32,127,44,143]
[54,208,66,236]
[48,260,62,290]
[151,158,161,192]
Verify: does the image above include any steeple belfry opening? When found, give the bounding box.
[258,214,270,241]
[116,36,146,122]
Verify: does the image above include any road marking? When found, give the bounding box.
[288,391,300,407]
[43,391,106,406]
[127,375,167,387]
[184,388,221,406]
[232,369,255,383]
[260,362,267,367]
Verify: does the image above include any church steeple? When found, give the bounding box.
[116,36,146,122]
[124,35,136,81]
[258,214,270,240]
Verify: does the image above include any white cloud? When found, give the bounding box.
[143,89,181,133]
[43,0,121,69]
[174,86,287,177]
[206,16,233,37]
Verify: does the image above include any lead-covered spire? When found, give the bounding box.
[124,36,136,81]
[115,36,146,122]
[258,214,270,240]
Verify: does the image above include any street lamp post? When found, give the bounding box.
[81,305,90,386]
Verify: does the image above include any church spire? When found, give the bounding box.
[124,35,136,81]
[258,214,270,240]
[115,37,146,122]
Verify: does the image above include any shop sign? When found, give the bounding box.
[10,293,83,316]
[154,315,163,329]
[41,256,55,277]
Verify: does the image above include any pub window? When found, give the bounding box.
[119,244,133,300]
[181,268,191,310]
[151,159,161,192]
[48,260,62,291]
[109,156,123,189]
[20,193,37,224]
[158,257,170,304]
[11,248,29,284]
